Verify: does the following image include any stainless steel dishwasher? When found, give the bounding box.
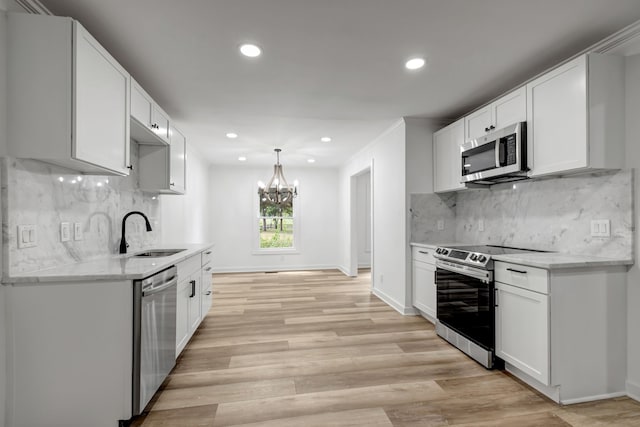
[132,266,178,415]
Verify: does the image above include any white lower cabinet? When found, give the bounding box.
[411,245,437,322]
[494,261,626,404]
[176,246,214,356]
[495,282,549,385]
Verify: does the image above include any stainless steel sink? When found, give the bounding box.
[132,249,186,258]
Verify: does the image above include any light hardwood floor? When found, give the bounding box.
[133,269,640,426]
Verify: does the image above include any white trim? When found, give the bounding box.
[337,265,354,277]
[505,363,560,403]
[560,391,628,405]
[627,379,640,402]
[212,264,339,274]
[372,287,416,315]
[14,0,52,14]
[251,249,300,256]
[357,263,371,268]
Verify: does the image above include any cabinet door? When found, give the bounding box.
[465,105,492,141]
[527,56,587,177]
[412,260,436,321]
[152,106,171,144]
[493,86,526,129]
[433,119,465,193]
[176,279,191,354]
[201,265,213,317]
[188,273,202,333]
[131,80,153,128]
[73,22,130,175]
[169,127,187,193]
[495,282,550,385]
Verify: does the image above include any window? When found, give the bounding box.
[257,196,295,249]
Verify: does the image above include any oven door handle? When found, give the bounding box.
[436,261,491,283]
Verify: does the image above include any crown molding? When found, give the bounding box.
[14,0,52,15]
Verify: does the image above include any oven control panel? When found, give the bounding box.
[434,247,490,267]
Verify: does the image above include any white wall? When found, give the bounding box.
[0,4,8,426]
[159,143,211,244]
[355,171,371,267]
[625,54,640,401]
[208,165,339,272]
[339,120,409,311]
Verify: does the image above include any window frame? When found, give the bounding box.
[252,183,301,255]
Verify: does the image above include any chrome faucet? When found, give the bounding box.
[119,211,153,254]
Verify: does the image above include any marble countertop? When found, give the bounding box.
[2,243,214,284]
[492,252,633,269]
[410,241,633,269]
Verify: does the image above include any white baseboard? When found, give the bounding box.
[372,287,416,315]
[212,264,340,274]
[505,363,560,403]
[357,263,371,268]
[561,391,627,405]
[337,265,355,277]
[627,379,640,402]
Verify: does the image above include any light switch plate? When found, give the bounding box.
[590,219,611,238]
[60,222,70,242]
[478,219,485,232]
[74,222,83,241]
[17,225,37,248]
[437,219,445,231]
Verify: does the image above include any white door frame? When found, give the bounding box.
[349,161,374,286]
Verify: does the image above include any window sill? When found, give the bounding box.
[252,248,300,255]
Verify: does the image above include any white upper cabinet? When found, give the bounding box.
[138,125,187,194]
[130,79,171,145]
[8,13,131,175]
[526,54,625,177]
[465,86,526,141]
[433,118,465,193]
[169,127,187,194]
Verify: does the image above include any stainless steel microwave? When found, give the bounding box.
[460,122,528,184]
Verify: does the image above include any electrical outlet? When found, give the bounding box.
[74,222,83,241]
[380,274,384,284]
[60,222,70,242]
[17,225,37,248]
[437,219,445,231]
[478,219,485,232]
[590,219,611,238]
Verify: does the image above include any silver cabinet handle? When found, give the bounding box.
[506,268,527,274]
[418,250,429,255]
[495,288,499,307]
[204,266,212,272]
[205,251,212,255]
[205,291,212,296]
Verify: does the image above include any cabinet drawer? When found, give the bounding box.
[495,262,549,294]
[201,247,213,267]
[412,246,436,265]
[177,254,201,279]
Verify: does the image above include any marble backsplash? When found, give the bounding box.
[410,192,457,244]
[1,143,160,275]
[412,169,634,259]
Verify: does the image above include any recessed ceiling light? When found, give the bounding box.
[239,43,261,58]
[320,137,332,142]
[405,57,425,70]
[307,158,316,163]
[226,132,238,139]
[238,156,247,162]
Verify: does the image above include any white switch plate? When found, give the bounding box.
[17,225,37,248]
[478,219,485,232]
[74,222,83,241]
[60,222,70,242]
[590,219,611,237]
[437,219,445,231]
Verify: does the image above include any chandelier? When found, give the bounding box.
[258,148,298,204]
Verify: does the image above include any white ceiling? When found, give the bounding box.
[38,0,640,166]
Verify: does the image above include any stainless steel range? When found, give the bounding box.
[433,245,545,368]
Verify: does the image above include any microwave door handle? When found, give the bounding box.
[497,138,507,167]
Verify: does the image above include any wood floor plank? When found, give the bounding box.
[229,407,394,427]
[213,381,446,426]
[131,269,640,427]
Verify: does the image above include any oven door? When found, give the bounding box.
[436,263,495,351]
